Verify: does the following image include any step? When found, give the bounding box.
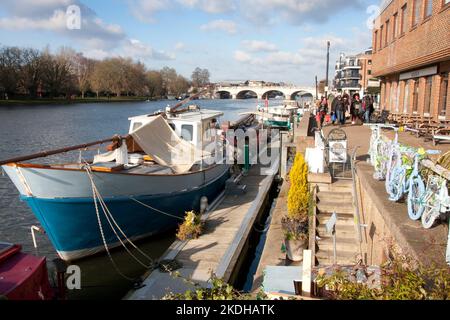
[316,249,360,266]
[316,201,354,215]
[317,241,359,253]
[316,235,358,246]
[317,224,356,237]
[317,214,355,227]
[317,191,353,202]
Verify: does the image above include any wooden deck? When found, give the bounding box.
[125,160,279,300]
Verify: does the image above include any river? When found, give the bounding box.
[0,98,272,299]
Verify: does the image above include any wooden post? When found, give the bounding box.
[302,250,312,297]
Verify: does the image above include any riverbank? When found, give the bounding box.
[0,97,158,107]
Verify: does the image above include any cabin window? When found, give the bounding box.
[168,123,176,131]
[181,124,194,142]
[132,122,142,131]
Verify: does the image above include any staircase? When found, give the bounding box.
[314,179,361,266]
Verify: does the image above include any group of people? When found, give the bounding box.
[316,93,375,127]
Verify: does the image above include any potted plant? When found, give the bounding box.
[282,217,309,261]
[176,211,203,241]
[283,152,310,261]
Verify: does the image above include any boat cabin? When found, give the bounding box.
[128,106,224,148]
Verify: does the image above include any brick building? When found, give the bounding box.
[372,0,450,119]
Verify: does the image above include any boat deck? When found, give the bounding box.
[125,161,278,300]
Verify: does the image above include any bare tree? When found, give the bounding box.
[0,46,22,97]
[191,67,210,88]
[146,70,163,99]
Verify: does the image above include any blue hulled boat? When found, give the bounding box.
[2,107,230,261]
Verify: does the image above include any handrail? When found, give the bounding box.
[350,146,364,258]
[309,185,318,267]
[0,135,129,166]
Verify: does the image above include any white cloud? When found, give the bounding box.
[174,42,186,51]
[129,0,171,23]
[200,19,237,34]
[122,39,175,61]
[234,50,253,63]
[241,40,277,53]
[239,0,365,26]
[177,0,235,13]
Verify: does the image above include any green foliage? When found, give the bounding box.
[163,273,253,300]
[316,252,450,300]
[287,153,309,221]
[176,211,203,241]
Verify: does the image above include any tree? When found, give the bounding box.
[146,70,163,99]
[160,66,178,96]
[40,49,76,98]
[191,67,210,88]
[0,46,22,97]
[19,48,44,98]
[173,75,190,97]
[72,53,95,98]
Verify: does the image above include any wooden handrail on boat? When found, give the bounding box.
[0,135,129,166]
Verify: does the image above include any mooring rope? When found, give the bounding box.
[85,166,156,269]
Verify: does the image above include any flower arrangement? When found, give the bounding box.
[176,211,203,241]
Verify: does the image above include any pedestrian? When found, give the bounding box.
[317,96,328,128]
[364,94,374,123]
[350,93,362,125]
[334,95,346,125]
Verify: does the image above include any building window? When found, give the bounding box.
[413,0,421,26]
[368,60,372,65]
[412,79,420,113]
[439,74,449,116]
[385,19,390,46]
[424,76,433,114]
[368,70,372,75]
[401,4,408,34]
[425,0,433,17]
[374,31,378,52]
[380,25,384,49]
[403,81,410,113]
[393,13,398,39]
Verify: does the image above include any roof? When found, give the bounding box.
[129,108,223,123]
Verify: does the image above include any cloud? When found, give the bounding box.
[239,0,365,26]
[122,39,175,61]
[241,40,277,53]
[0,0,126,49]
[128,0,171,23]
[200,19,237,34]
[177,0,235,13]
[174,42,186,51]
[234,50,253,63]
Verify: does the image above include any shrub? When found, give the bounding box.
[316,252,450,300]
[176,211,203,241]
[287,153,309,221]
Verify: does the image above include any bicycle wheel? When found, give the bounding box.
[385,149,401,194]
[421,206,438,229]
[387,166,406,201]
[407,176,425,220]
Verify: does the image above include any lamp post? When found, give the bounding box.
[315,75,318,100]
[325,41,330,99]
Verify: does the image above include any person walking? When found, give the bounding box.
[350,93,362,125]
[317,96,328,128]
[334,95,346,125]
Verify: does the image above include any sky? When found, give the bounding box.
[0,0,380,86]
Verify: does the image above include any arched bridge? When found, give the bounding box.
[214,85,316,100]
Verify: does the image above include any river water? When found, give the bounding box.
[0,98,270,299]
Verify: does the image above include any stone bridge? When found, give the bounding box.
[214,85,316,100]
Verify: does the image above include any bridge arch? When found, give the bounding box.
[262,90,286,100]
[290,90,314,101]
[236,90,258,100]
[216,90,232,99]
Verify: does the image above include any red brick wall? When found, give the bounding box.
[372,0,450,77]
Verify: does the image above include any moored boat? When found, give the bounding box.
[1,105,230,261]
[0,243,53,300]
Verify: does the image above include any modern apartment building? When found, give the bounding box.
[372,0,450,118]
[334,49,380,97]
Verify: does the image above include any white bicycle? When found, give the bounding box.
[420,175,450,229]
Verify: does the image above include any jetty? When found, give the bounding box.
[126,159,279,300]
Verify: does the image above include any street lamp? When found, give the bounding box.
[325,41,330,99]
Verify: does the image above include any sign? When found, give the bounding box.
[329,140,347,163]
[399,65,437,81]
[326,212,337,234]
